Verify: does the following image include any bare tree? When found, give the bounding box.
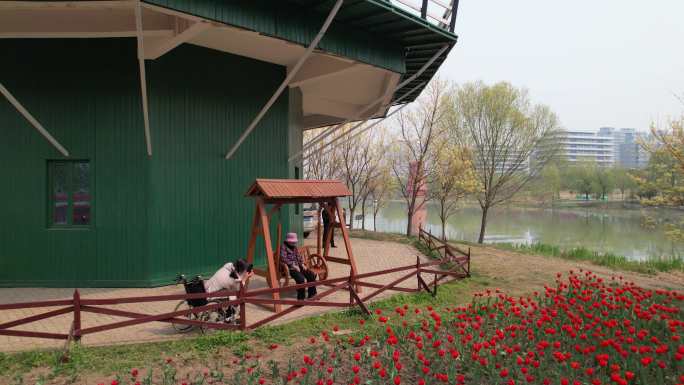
[450,81,560,243]
[392,79,451,236]
[339,126,378,229]
[359,136,385,230]
[431,143,480,240]
[371,165,395,232]
[358,130,391,230]
[303,128,343,180]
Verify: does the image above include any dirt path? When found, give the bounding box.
[458,242,684,296]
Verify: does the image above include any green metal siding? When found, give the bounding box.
[145,44,291,283]
[288,88,304,236]
[0,39,296,287]
[143,0,405,74]
[0,39,150,287]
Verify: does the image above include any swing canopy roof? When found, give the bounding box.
[246,179,351,203]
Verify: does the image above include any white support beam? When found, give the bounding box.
[378,72,401,114]
[289,63,361,88]
[0,30,174,39]
[144,20,211,60]
[289,44,449,162]
[135,0,152,156]
[0,1,135,10]
[301,95,366,119]
[224,0,344,160]
[0,82,69,157]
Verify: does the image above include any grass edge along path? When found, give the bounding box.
[490,241,684,274]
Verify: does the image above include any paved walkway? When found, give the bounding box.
[0,236,427,352]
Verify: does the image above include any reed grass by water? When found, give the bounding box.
[494,242,684,274]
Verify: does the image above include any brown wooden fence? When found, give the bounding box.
[0,245,469,348]
[418,224,471,278]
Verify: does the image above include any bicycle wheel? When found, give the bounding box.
[200,300,227,333]
[172,300,198,333]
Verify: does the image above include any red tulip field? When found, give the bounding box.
[98,270,682,385]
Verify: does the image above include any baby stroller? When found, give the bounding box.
[172,274,239,333]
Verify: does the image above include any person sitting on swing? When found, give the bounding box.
[280,232,317,300]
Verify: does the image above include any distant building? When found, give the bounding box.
[598,127,650,169]
[557,129,615,167]
[550,128,652,169]
[472,150,531,175]
[634,132,652,168]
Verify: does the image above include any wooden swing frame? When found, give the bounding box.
[244,179,359,312]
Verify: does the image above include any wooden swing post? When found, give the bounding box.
[244,179,359,312]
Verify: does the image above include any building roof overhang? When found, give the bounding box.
[0,0,457,156]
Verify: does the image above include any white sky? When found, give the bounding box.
[437,0,684,131]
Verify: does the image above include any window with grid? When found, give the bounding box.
[48,160,91,227]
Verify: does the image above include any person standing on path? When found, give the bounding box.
[322,203,337,248]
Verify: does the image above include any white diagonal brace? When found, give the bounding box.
[224,0,344,160]
[302,82,425,164]
[135,0,152,156]
[292,44,449,162]
[0,82,69,157]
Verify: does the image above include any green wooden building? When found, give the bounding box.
[0,0,458,287]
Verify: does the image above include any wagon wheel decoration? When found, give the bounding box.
[307,254,328,281]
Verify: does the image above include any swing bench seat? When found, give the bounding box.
[244,179,358,312]
[277,246,329,288]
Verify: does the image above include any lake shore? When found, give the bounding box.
[360,200,684,260]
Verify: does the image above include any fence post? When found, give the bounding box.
[433,273,438,296]
[349,275,354,306]
[72,290,81,342]
[416,255,421,292]
[467,247,471,277]
[239,283,246,330]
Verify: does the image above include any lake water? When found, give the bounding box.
[351,201,684,261]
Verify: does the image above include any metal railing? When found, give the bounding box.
[390,0,459,32]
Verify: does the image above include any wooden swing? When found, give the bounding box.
[244,179,359,312]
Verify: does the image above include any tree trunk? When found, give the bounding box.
[406,204,414,237]
[477,205,489,244]
[373,210,378,232]
[440,200,447,241]
[361,198,367,230]
[348,205,355,229]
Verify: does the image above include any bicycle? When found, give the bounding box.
[172,274,239,333]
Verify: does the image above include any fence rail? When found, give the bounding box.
[0,250,469,350]
[418,224,471,278]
